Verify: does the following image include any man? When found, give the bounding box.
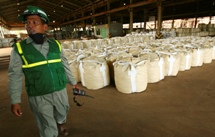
[8,6,79,137]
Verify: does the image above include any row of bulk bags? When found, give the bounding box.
[113,57,148,94]
[61,36,215,93]
[183,44,212,67]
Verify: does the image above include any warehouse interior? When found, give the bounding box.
[1,0,215,137]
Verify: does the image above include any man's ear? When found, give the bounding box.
[43,24,48,31]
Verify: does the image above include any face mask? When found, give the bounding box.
[29,33,45,44]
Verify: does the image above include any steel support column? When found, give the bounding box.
[156,0,163,39]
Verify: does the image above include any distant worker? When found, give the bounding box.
[8,6,80,137]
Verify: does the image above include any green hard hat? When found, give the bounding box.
[18,6,50,24]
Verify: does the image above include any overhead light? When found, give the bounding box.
[53,21,55,23]
[17,3,20,5]
[53,10,55,12]
[61,5,63,7]
[18,9,20,12]
[123,3,126,5]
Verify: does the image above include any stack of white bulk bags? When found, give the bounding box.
[113,57,148,94]
[139,52,165,83]
[79,56,110,90]
[157,50,180,76]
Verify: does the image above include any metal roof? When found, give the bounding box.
[0,0,214,28]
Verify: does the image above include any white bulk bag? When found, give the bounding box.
[79,56,110,90]
[113,57,148,94]
[106,52,132,81]
[127,36,134,43]
[73,41,84,49]
[113,37,121,44]
[67,55,84,83]
[176,49,192,71]
[139,52,165,83]
[88,39,97,48]
[127,46,141,53]
[91,52,107,58]
[157,51,180,76]
[82,40,92,48]
[120,37,128,44]
[63,49,72,58]
[97,39,102,45]
[203,46,213,64]
[133,36,142,42]
[1,38,10,47]
[106,38,114,45]
[191,48,204,67]
[62,40,73,49]
[127,46,142,57]
[212,46,215,60]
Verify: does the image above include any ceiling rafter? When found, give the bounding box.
[0,0,213,28]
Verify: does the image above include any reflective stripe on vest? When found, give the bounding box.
[55,40,62,52]
[16,40,62,68]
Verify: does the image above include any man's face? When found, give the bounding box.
[25,15,48,35]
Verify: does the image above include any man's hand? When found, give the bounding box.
[72,84,80,91]
[11,104,22,117]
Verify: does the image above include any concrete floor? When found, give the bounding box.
[1,59,215,137]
